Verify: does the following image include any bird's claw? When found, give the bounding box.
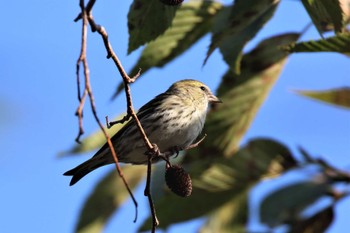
[170,145,183,158]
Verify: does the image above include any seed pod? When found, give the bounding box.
[165,165,192,197]
[159,0,184,6]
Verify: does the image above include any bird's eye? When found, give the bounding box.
[200,86,206,91]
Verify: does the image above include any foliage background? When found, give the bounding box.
[0,0,349,232]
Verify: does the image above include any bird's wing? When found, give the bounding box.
[92,92,171,158]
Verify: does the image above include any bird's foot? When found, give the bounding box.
[168,145,183,158]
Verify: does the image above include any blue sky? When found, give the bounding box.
[0,0,349,233]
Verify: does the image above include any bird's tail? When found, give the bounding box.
[63,156,110,186]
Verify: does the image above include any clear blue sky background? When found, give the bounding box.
[1,0,349,233]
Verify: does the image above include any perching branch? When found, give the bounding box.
[76,2,158,231]
[75,0,138,224]
[74,1,206,232]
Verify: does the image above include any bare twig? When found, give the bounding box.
[82,8,159,230]
[184,134,207,151]
[74,0,96,22]
[75,0,89,144]
[75,89,87,143]
[75,1,207,231]
[156,134,208,161]
[75,0,138,223]
[145,154,159,232]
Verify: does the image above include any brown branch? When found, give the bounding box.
[75,1,206,231]
[74,0,96,22]
[156,134,208,161]
[184,134,207,151]
[81,4,161,230]
[87,13,159,231]
[146,154,159,232]
[75,89,87,143]
[75,0,138,223]
[87,17,154,152]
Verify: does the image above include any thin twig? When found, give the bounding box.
[106,114,130,129]
[75,1,207,231]
[87,16,154,152]
[75,0,138,223]
[145,154,159,233]
[83,9,159,228]
[74,0,96,22]
[184,134,207,151]
[156,134,208,160]
[75,89,87,143]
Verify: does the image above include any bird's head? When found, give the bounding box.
[168,79,222,105]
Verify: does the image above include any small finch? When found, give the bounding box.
[64,79,221,185]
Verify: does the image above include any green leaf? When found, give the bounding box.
[205,0,280,74]
[301,0,345,34]
[288,206,334,233]
[59,116,128,156]
[286,32,350,54]
[260,181,332,227]
[198,192,248,233]
[198,33,300,157]
[76,166,146,233]
[130,1,222,76]
[138,139,298,231]
[113,1,223,98]
[127,0,178,54]
[295,87,350,109]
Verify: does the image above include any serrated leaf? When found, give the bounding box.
[204,0,280,74]
[286,32,350,54]
[295,87,350,109]
[301,0,345,34]
[310,0,350,32]
[260,181,332,227]
[59,116,128,156]
[76,166,146,233]
[113,1,223,98]
[127,0,178,53]
[130,1,222,75]
[198,33,300,157]
[288,206,334,233]
[138,139,298,231]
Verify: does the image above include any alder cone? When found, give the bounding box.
[159,0,184,6]
[165,165,192,197]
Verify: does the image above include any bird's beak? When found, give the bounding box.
[209,94,222,104]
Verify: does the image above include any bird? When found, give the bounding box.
[64,79,221,186]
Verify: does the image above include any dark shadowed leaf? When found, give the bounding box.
[295,87,350,109]
[197,33,300,157]
[127,0,178,54]
[301,0,344,34]
[286,32,350,54]
[76,166,146,233]
[204,0,279,74]
[288,206,334,233]
[198,191,248,233]
[138,139,298,231]
[260,181,332,227]
[59,116,128,156]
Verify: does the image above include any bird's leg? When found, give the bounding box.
[157,151,173,167]
[170,145,183,158]
[155,145,184,166]
[145,143,173,167]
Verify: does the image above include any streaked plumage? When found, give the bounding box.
[64,79,221,185]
